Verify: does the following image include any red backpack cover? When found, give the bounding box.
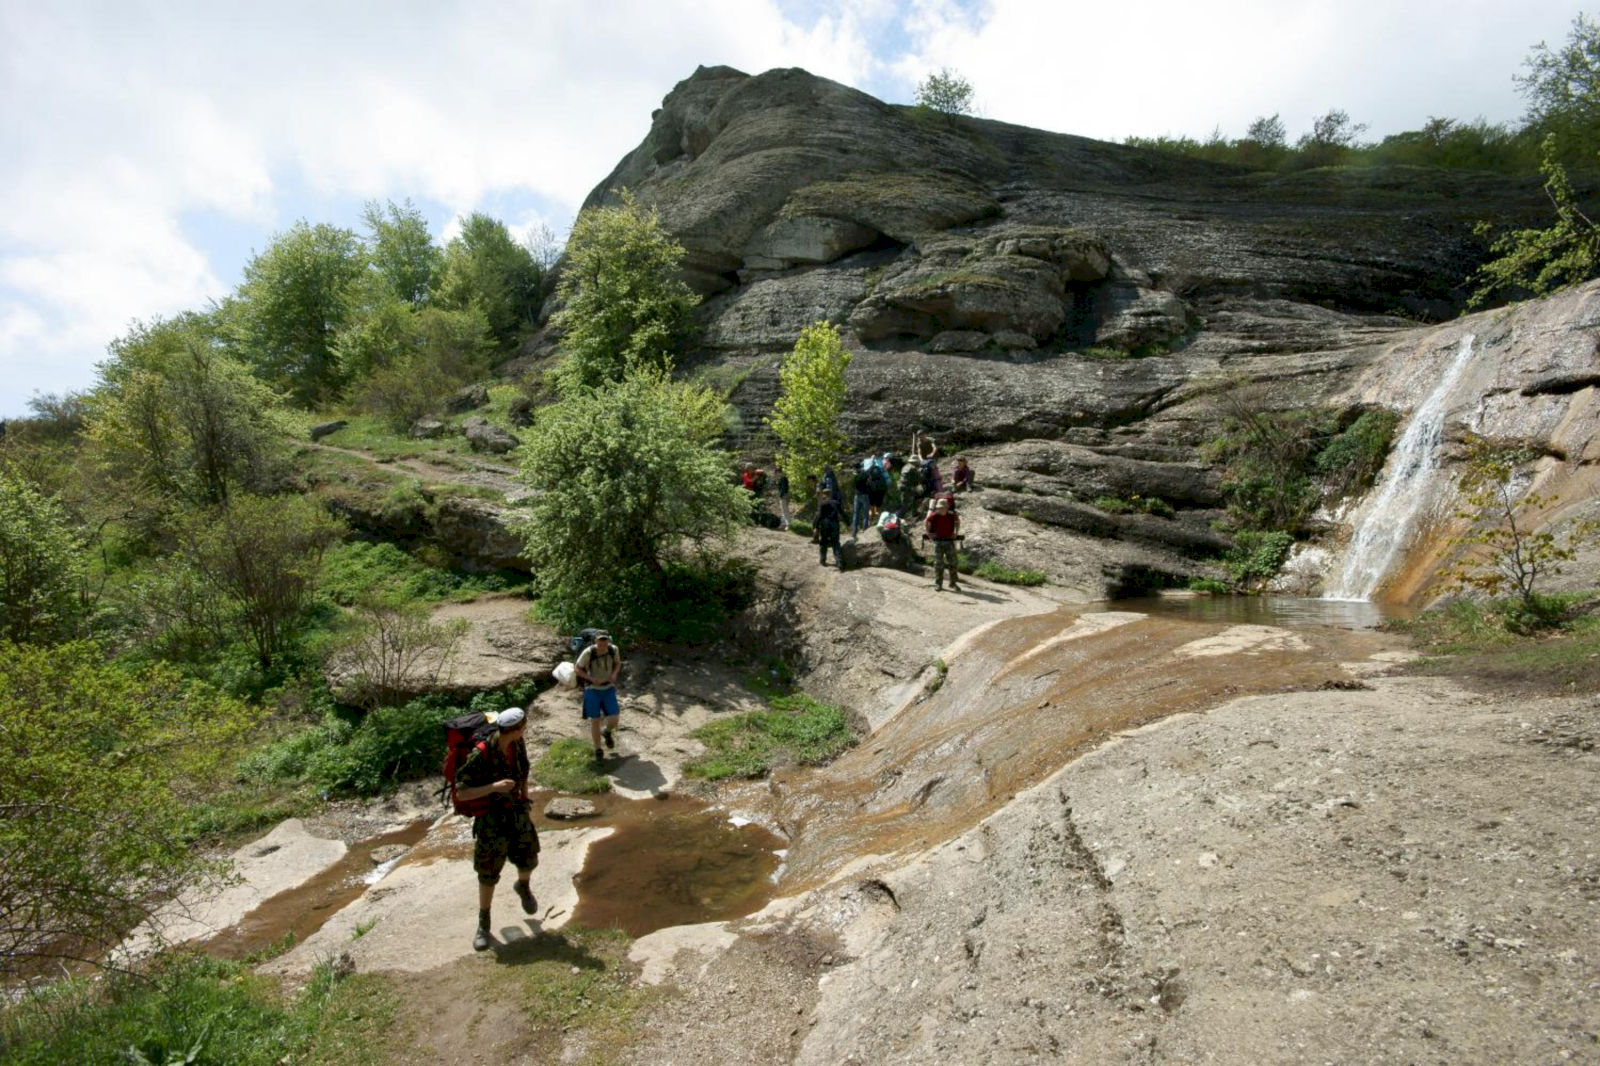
[442,712,496,816]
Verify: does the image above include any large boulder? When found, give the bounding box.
[462,416,519,455]
[430,495,530,572]
[309,420,347,442]
[445,383,490,414]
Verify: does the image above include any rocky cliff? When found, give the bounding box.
[545,65,1596,602]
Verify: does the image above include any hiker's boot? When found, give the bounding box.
[603,729,616,751]
[514,880,538,915]
[473,910,492,951]
[593,747,605,765]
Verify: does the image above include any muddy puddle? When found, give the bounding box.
[200,819,433,960]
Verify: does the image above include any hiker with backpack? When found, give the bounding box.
[850,462,872,538]
[815,490,844,568]
[866,456,890,520]
[444,706,540,952]
[575,631,623,764]
[922,496,963,592]
[776,467,791,529]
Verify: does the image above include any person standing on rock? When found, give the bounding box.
[776,467,791,529]
[816,490,844,568]
[851,462,872,538]
[923,496,962,592]
[576,631,623,764]
[453,707,540,951]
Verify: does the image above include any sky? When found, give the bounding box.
[1,0,1591,416]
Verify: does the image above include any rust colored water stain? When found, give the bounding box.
[200,819,433,960]
[568,796,784,938]
[772,607,1398,892]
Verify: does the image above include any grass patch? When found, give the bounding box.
[532,737,613,794]
[486,925,662,1066]
[1075,346,1133,360]
[684,694,857,781]
[1391,594,1600,695]
[0,953,404,1066]
[1187,577,1230,594]
[1092,494,1175,518]
[321,414,470,462]
[972,560,1049,586]
[321,540,530,606]
[788,519,813,538]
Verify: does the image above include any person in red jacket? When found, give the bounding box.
[923,496,962,592]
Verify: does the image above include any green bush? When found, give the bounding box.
[0,952,398,1066]
[241,698,449,796]
[972,560,1049,586]
[1187,577,1230,594]
[532,737,613,794]
[788,520,813,538]
[1222,529,1294,591]
[320,540,526,607]
[1315,409,1401,500]
[1091,494,1175,518]
[684,694,856,780]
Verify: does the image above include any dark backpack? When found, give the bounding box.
[868,463,889,492]
[441,712,497,817]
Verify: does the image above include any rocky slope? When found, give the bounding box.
[532,64,1600,601]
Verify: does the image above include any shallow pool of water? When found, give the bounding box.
[1090,594,1410,630]
[568,796,784,938]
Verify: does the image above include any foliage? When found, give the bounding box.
[485,925,658,1059]
[336,599,467,710]
[0,475,87,644]
[242,694,469,796]
[1092,494,1175,518]
[552,190,698,393]
[90,313,289,508]
[514,371,749,635]
[0,642,256,976]
[362,198,441,307]
[319,540,525,606]
[532,737,613,793]
[1392,593,1600,694]
[337,301,494,429]
[1468,133,1600,306]
[1444,436,1595,611]
[171,494,343,669]
[1187,576,1231,594]
[1205,399,1332,532]
[1314,409,1401,500]
[914,67,975,120]
[971,560,1049,586]
[22,390,90,440]
[1515,12,1600,163]
[768,321,852,490]
[230,221,368,406]
[684,694,856,780]
[0,952,400,1066]
[435,213,543,346]
[787,519,813,538]
[1294,108,1369,167]
[1222,529,1294,591]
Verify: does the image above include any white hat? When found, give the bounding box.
[493,707,526,730]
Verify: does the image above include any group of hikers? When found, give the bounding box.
[741,430,976,591]
[447,631,623,951]
[452,433,978,952]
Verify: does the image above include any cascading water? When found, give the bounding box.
[1325,334,1478,600]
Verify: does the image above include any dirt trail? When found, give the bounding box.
[299,438,523,497]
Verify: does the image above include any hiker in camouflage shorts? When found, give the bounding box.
[455,707,541,950]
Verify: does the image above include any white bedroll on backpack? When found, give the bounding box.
[553,661,578,688]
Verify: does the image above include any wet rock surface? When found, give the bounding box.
[544,798,600,820]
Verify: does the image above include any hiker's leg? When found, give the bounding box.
[779,496,790,528]
[475,823,508,910]
[589,714,603,747]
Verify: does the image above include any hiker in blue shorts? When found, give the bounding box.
[575,632,623,764]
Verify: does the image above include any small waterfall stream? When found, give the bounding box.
[1325,334,1478,600]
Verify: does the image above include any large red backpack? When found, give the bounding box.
[441,712,497,817]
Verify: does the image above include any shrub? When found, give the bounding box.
[788,520,813,538]
[972,560,1049,586]
[532,737,613,794]
[684,694,856,780]
[1092,494,1175,518]
[1187,577,1230,594]
[768,322,851,490]
[1315,409,1401,500]
[0,474,87,644]
[1222,529,1294,591]
[336,600,467,709]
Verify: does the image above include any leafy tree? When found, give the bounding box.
[89,314,288,509]
[553,191,698,393]
[513,370,748,630]
[435,213,543,346]
[336,599,467,710]
[336,299,494,429]
[1295,108,1368,167]
[767,321,852,489]
[0,475,86,644]
[1469,133,1600,305]
[1445,436,1595,615]
[231,221,368,406]
[173,494,342,669]
[362,198,442,307]
[522,220,565,271]
[1516,13,1600,163]
[1245,113,1287,148]
[0,641,254,976]
[914,67,975,121]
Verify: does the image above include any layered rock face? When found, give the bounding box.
[570,64,1592,598]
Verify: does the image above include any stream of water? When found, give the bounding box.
[1325,333,1478,600]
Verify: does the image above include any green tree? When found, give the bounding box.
[0,475,86,645]
[914,68,975,121]
[1516,13,1600,162]
[1469,132,1600,305]
[435,213,543,346]
[553,190,699,393]
[0,641,254,976]
[231,221,368,405]
[336,299,494,429]
[1445,436,1595,615]
[173,494,343,669]
[1295,108,1368,167]
[767,321,852,488]
[513,370,748,630]
[362,198,442,307]
[89,314,288,510]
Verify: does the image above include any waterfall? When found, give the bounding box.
[1325,334,1478,600]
